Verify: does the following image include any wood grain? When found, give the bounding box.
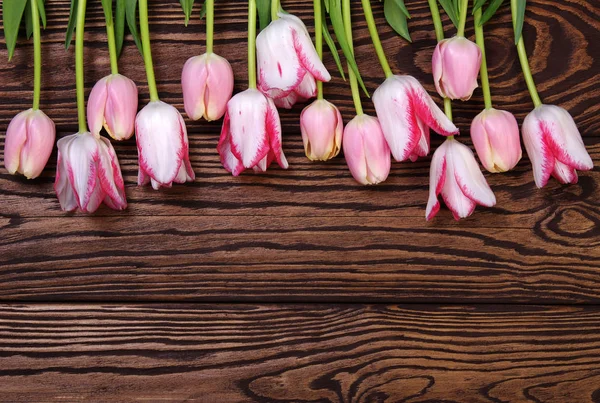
[1,304,600,402]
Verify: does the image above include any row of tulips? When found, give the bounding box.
[3,0,594,220]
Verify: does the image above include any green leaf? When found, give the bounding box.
[437,0,458,27]
[472,0,487,13]
[101,0,113,24]
[384,0,411,42]
[115,0,126,55]
[479,0,503,26]
[36,0,47,28]
[25,1,33,40]
[180,0,195,26]
[512,0,526,43]
[125,0,143,55]
[3,0,28,60]
[65,0,78,49]
[256,0,271,30]
[323,0,330,14]
[199,0,207,19]
[391,0,410,19]
[328,0,368,96]
[321,8,345,80]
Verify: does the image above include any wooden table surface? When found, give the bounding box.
[1,0,599,401]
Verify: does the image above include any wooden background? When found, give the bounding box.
[1,0,599,401]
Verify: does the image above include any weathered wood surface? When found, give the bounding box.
[2,304,600,402]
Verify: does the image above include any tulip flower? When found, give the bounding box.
[273,73,316,109]
[432,36,481,101]
[256,12,330,104]
[54,132,127,212]
[470,108,522,173]
[181,52,234,121]
[522,105,593,187]
[300,99,343,161]
[373,75,459,162]
[87,74,138,141]
[4,108,55,179]
[343,114,391,185]
[218,89,288,175]
[426,139,496,221]
[136,101,195,189]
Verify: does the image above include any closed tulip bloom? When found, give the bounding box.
[300,99,343,161]
[471,108,522,173]
[343,114,391,185]
[256,12,330,103]
[54,132,127,212]
[373,75,458,162]
[432,36,481,101]
[87,74,138,141]
[181,53,234,121]
[136,101,195,190]
[4,108,55,179]
[218,88,288,175]
[522,105,593,188]
[426,139,496,221]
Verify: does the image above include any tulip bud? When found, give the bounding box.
[4,108,55,179]
[54,131,127,213]
[343,114,391,185]
[470,108,522,173]
[300,99,343,161]
[136,101,195,189]
[87,74,138,141]
[182,52,234,121]
[432,36,481,101]
[522,104,593,188]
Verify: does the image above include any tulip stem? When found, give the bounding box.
[248,0,258,89]
[75,0,88,133]
[474,6,492,109]
[428,0,445,42]
[31,0,42,110]
[343,0,363,115]
[105,9,119,75]
[139,0,160,102]
[206,0,214,54]
[361,0,393,79]
[271,0,279,20]
[457,0,469,37]
[314,0,324,99]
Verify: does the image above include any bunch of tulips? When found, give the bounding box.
[2,0,593,220]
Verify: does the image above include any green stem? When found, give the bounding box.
[75,0,88,133]
[271,0,279,20]
[428,0,444,42]
[361,0,393,78]
[31,0,41,110]
[206,0,214,53]
[511,0,542,107]
[457,0,469,36]
[343,0,362,114]
[314,0,323,99]
[474,6,492,109]
[105,11,119,75]
[248,0,257,88]
[139,0,160,102]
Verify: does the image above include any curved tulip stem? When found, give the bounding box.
[31,0,42,110]
[474,6,492,109]
[428,0,445,42]
[457,0,469,37]
[271,0,279,20]
[343,0,363,115]
[361,0,393,79]
[105,9,119,75]
[139,0,160,102]
[75,0,88,133]
[314,0,324,99]
[206,0,214,53]
[512,0,542,108]
[248,0,258,88]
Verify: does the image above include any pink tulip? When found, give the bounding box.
[426,139,496,221]
[471,108,522,173]
[522,104,593,188]
[300,99,343,161]
[54,131,127,212]
[256,12,330,106]
[218,88,288,175]
[136,101,195,189]
[343,114,391,185]
[372,75,458,162]
[432,36,481,101]
[4,108,55,179]
[87,74,138,140]
[181,52,234,121]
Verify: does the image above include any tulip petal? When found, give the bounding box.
[204,54,234,121]
[87,77,109,136]
[274,90,299,109]
[228,91,271,168]
[288,17,330,83]
[4,111,30,175]
[266,97,288,169]
[425,144,447,221]
[410,78,458,136]
[522,112,555,188]
[441,156,477,221]
[217,112,245,176]
[432,41,445,98]
[18,110,56,179]
[54,135,79,212]
[97,136,127,210]
[104,75,138,140]
[450,141,496,207]
[552,159,578,184]
[182,55,209,121]
[542,106,593,171]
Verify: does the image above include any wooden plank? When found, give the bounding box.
[1,303,599,402]
[1,215,598,303]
